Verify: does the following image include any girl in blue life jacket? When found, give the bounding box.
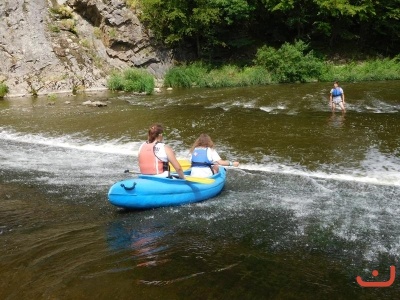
[329,81,346,113]
[189,133,239,178]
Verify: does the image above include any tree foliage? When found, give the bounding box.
[140,0,253,57]
[254,40,323,82]
[138,0,400,58]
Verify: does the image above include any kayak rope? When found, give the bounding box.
[121,182,136,190]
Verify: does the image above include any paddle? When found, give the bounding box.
[182,176,215,184]
[171,159,237,171]
[169,159,192,172]
[123,170,215,184]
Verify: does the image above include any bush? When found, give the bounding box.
[0,83,9,98]
[240,66,272,86]
[164,62,272,88]
[164,62,209,88]
[50,5,73,19]
[164,49,400,89]
[254,40,324,83]
[107,68,155,94]
[319,57,400,82]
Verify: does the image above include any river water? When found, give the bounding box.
[1,81,399,299]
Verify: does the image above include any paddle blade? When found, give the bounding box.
[185,176,215,184]
[169,159,191,172]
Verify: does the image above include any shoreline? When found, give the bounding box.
[2,87,110,99]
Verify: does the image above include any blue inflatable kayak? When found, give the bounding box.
[108,168,226,209]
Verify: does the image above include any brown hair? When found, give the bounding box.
[190,133,215,153]
[147,123,163,143]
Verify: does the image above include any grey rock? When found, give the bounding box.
[0,0,174,96]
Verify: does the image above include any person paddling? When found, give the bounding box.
[138,123,185,179]
[329,81,346,113]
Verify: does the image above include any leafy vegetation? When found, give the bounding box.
[49,5,73,19]
[107,68,155,94]
[254,41,323,82]
[108,1,400,92]
[164,62,272,88]
[320,57,400,82]
[164,42,400,88]
[0,83,9,98]
[137,0,400,59]
[140,0,254,58]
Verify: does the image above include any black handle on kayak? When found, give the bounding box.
[124,169,140,174]
[121,182,136,190]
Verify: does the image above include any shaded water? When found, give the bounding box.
[1,81,400,299]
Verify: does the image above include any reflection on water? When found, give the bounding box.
[107,217,170,268]
[328,113,346,128]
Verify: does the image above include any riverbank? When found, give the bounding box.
[2,54,399,98]
[164,50,400,89]
[1,87,109,99]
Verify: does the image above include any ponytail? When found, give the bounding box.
[148,123,163,143]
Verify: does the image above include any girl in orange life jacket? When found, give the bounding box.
[138,123,185,179]
[189,133,240,178]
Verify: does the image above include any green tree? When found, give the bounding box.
[138,0,400,59]
[361,0,400,53]
[258,0,314,39]
[140,0,253,58]
[312,0,376,45]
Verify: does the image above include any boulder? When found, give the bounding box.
[0,0,174,96]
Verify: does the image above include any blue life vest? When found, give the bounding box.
[332,87,342,97]
[191,148,213,168]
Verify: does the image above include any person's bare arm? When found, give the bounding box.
[216,159,239,167]
[165,145,185,179]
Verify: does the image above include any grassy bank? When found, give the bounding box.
[164,63,272,88]
[107,68,155,94]
[164,57,400,89]
[164,42,400,88]
[106,42,400,92]
[320,58,400,82]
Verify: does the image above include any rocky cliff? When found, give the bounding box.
[0,0,174,97]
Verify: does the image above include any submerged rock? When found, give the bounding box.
[82,100,107,107]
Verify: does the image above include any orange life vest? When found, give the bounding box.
[138,142,168,175]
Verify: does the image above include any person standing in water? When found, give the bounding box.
[329,81,346,113]
[138,123,185,179]
[189,133,239,178]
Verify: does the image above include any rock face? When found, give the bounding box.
[0,0,174,96]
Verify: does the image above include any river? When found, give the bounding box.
[1,81,399,299]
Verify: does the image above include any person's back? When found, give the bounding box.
[138,141,168,177]
[189,134,240,178]
[329,81,346,113]
[190,147,218,177]
[138,123,185,179]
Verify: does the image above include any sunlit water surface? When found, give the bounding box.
[1,81,400,299]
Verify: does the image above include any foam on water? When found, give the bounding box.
[2,126,398,188]
[240,159,400,187]
[0,126,139,156]
[0,127,142,188]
